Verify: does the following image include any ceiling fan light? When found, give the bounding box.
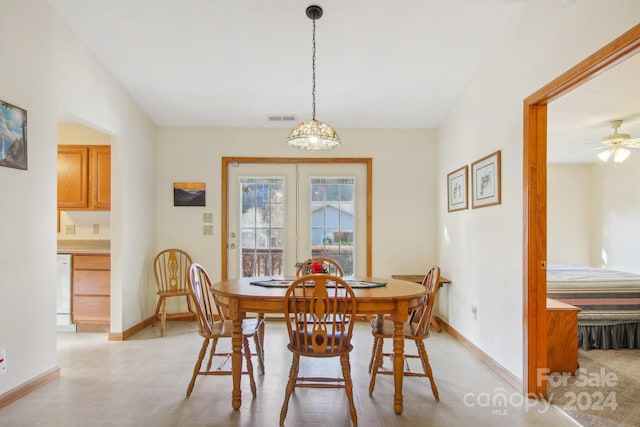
[613,147,631,163]
[598,148,613,162]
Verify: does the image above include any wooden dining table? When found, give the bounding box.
[211,276,427,415]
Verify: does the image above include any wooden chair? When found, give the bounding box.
[295,257,344,277]
[186,262,263,398]
[152,248,196,336]
[368,266,442,400]
[280,274,357,426]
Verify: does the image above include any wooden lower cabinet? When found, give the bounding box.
[72,254,110,332]
[547,298,581,374]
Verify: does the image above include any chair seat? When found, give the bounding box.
[157,289,191,297]
[370,319,425,339]
[208,318,262,337]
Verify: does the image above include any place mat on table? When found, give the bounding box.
[249,279,387,288]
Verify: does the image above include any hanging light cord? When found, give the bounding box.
[311,18,317,121]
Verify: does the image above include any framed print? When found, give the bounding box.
[471,150,501,208]
[174,182,206,206]
[0,99,27,170]
[447,165,468,212]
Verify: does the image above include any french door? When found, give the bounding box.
[222,158,371,280]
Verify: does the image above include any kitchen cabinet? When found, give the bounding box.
[72,254,110,332]
[57,145,110,210]
[57,146,89,208]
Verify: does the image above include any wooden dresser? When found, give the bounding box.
[546,298,581,374]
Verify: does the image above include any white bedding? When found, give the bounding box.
[547,263,640,290]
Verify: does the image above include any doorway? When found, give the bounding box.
[523,24,640,396]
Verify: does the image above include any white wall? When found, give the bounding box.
[437,0,640,381]
[592,156,640,273]
[547,164,593,265]
[155,128,439,282]
[548,160,640,273]
[0,0,156,396]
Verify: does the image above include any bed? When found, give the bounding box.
[546,263,640,350]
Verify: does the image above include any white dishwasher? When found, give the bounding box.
[56,253,76,332]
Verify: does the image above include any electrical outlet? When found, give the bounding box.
[203,225,214,236]
[92,224,100,234]
[202,212,213,223]
[64,224,76,235]
[0,349,6,374]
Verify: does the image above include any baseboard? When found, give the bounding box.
[107,314,197,341]
[437,316,523,392]
[108,316,155,341]
[0,367,60,409]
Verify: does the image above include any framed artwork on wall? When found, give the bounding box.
[471,150,501,208]
[174,182,206,206]
[447,165,468,212]
[0,99,27,170]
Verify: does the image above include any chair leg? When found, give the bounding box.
[340,354,358,426]
[257,314,265,375]
[368,335,378,373]
[243,336,257,398]
[186,338,210,397]
[152,296,163,327]
[205,337,218,372]
[369,336,384,395]
[254,332,264,376]
[159,298,168,337]
[185,294,196,320]
[280,353,300,426]
[417,340,439,401]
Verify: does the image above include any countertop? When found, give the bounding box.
[57,239,110,254]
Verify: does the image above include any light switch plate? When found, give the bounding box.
[202,212,213,223]
[203,225,214,236]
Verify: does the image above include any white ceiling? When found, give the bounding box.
[47,0,640,163]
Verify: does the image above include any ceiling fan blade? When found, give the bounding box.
[623,139,640,148]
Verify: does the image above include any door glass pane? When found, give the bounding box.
[310,177,355,275]
[240,178,284,277]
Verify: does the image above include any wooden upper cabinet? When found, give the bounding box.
[90,146,111,209]
[57,146,89,208]
[57,145,110,210]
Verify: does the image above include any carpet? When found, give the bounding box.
[548,349,640,427]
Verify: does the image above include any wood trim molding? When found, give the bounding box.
[438,318,522,392]
[108,316,155,341]
[0,368,60,409]
[221,157,373,280]
[523,23,640,397]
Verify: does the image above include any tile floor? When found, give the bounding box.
[0,321,580,426]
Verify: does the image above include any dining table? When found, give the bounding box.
[211,276,427,415]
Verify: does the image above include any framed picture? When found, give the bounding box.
[447,165,468,212]
[471,150,501,208]
[174,182,206,206]
[0,99,27,170]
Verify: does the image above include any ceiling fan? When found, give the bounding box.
[597,119,640,163]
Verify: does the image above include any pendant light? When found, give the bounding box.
[287,5,341,150]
